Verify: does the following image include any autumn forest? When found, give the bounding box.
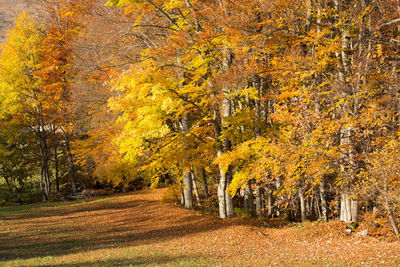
[2,0,400,264]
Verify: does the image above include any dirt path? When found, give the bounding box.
[1,189,400,266]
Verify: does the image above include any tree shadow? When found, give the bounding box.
[36,254,206,267]
[1,194,154,220]
[0,190,235,261]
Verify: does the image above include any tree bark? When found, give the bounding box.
[255,183,263,217]
[350,198,359,223]
[299,187,307,222]
[215,96,234,218]
[340,193,359,223]
[217,156,228,218]
[345,194,352,222]
[385,198,400,236]
[54,144,59,192]
[181,112,193,209]
[180,180,185,206]
[183,170,193,209]
[40,135,51,201]
[64,134,77,195]
[384,179,399,235]
[319,178,328,220]
[201,168,209,199]
[266,184,273,217]
[245,181,256,216]
[191,172,201,206]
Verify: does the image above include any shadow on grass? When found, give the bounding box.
[37,254,207,267]
[0,190,231,262]
[0,192,148,220]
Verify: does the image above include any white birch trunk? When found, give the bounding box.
[191,172,201,206]
[183,171,193,209]
[299,187,307,222]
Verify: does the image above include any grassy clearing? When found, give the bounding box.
[3,247,213,267]
[0,191,217,267]
[1,189,400,266]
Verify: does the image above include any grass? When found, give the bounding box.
[0,191,219,267]
[3,247,213,267]
[1,189,400,266]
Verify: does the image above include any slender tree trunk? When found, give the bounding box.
[181,112,193,209]
[385,198,400,235]
[54,144,59,192]
[180,180,185,206]
[340,193,346,222]
[215,95,234,218]
[266,185,273,217]
[183,170,193,209]
[351,198,359,223]
[315,193,322,219]
[299,187,307,222]
[275,176,282,217]
[225,180,234,217]
[3,175,14,200]
[64,135,77,195]
[384,179,399,235]
[191,172,201,206]
[306,196,311,218]
[201,168,209,199]
[40,136,51,201]
[17,192,21,203]
[345,194,352,222]
[245,181,256,216]
[217,156,227,218]
[319,178,328,220]
[255,183,263,217]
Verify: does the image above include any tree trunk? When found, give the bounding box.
[245,181,256,216]
[306,196,312,218]
[40,137,51,201]
[340,193,346,222]
[350,198,359,223]
[16,189,22,203]
[299,187,307,222]
[384,179,399,236]
[225,184,234,217]
[191,172,201,206]
[215,95,234,218]
[255,183,263,217]
[314,191,322,219]
[385,198,400,236]
[345,194,352,222]
[64,135,77,195]
[183,170,193,209]
[217,157,228,218]
[3,174,14,200]
[180,180,185,206]
[201,168,209,199]
[319,179,328,220]
[54,144,59,192]
[275,176,282,217]
[340,193,358,223]
[181,112,193,209]
[266,185,273,217]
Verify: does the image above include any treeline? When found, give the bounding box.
[1,0,400,234]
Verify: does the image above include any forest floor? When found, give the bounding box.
[1,189,400,266]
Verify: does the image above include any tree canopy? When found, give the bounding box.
[1,0,400,236]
